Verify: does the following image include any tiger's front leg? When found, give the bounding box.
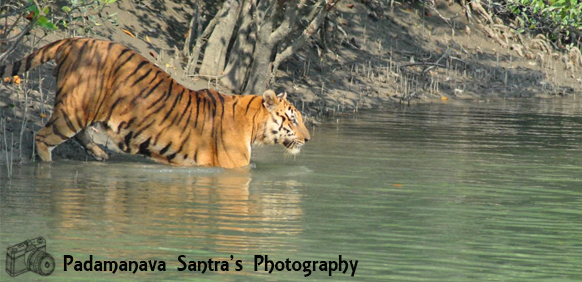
[35,108,82,162]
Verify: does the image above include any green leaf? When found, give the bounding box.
[107,0,117,3]
[43,7,50,15]
[62,6,72,13]
[36,16,59,31]
[28,5,39,14]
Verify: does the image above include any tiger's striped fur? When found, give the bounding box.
[0,38,310,168]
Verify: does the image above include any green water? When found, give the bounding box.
[1,99,582,281]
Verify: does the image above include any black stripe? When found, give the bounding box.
[129,86,152,107]
[45,117,59,128]
[206,90,217,117]
[162,87,181,122]
[166,153,177,162]
[138,137,152,157]
[177,132,190,153]
[118,142,127,152]
[169,89,185,125]
[183,96,195,132]
[160,142,172,155]
[60,109,77,132]
[11,61,21,76]
[194,94,202,128]
[198,98,207,130]
[118,48,132,59]
[77,109,87,129]
[112,53,135,75]
[250,108,261,142]
[131,67,152,87]
[77,40,90,59]
[145,82,168,110]
[57,50,71,68]
[163,82,174,103]
[177,93,192,125]
[149,70,161,84]
[134,120,155,138]
[245,96,258,114]
[147,92,167,111]
[124,131,134,148]
[129,60,149,76]
[39,43,49,64]
[25,55,34,72]
[39,40,63,64]
[117,121,127,133]
[52,124,69,140]
[232,99,239,115]
[125,117,136,129]
[217,92,225,105]
[105,98,123,122]
[153,128,168,146]
[217,92,225,121]
[141,102,166,124]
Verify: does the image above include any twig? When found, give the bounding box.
[400,62,447,69]
[0,18,37,63]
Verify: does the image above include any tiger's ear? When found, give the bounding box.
[277,92,287,100]
[263,90,279,111]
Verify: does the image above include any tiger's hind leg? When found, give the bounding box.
[75,127,109,161]
[35,108,84,162]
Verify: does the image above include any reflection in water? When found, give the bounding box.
[2,98,582,281]
[47,164,302,252]
[2,162,305,280]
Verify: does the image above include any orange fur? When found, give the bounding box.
[0,38,310,168]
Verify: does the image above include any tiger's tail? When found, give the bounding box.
[0,39,69,80]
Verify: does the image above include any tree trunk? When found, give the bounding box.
[198,0,242,77]
[220,0,256,93]
[188,0,341,95]
[244,40,274,94]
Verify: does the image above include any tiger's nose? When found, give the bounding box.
[304,136,310,142]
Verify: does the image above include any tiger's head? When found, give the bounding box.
[262,90,310,155]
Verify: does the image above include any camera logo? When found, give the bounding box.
[6,236,55,277]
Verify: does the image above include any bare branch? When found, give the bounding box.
[0,19,37,63]
[268,0,298,45]
[270,0,340,85]
[182,0,201,56]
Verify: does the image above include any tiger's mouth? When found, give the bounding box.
[282,139,303,155]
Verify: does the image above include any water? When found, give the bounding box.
[1,99,582,281]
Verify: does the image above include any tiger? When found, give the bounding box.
[0,38,310,168]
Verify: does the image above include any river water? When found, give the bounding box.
[1,98,581,281]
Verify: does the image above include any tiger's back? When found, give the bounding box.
[0,38,310,168]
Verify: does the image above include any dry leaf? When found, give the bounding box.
[149,51,156,59]
[25,11,34,21]
[392,184,403,187]
[146,35,150,42]
[122,29,135,38]
[13,75,20,84]
[40,113,47,118]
